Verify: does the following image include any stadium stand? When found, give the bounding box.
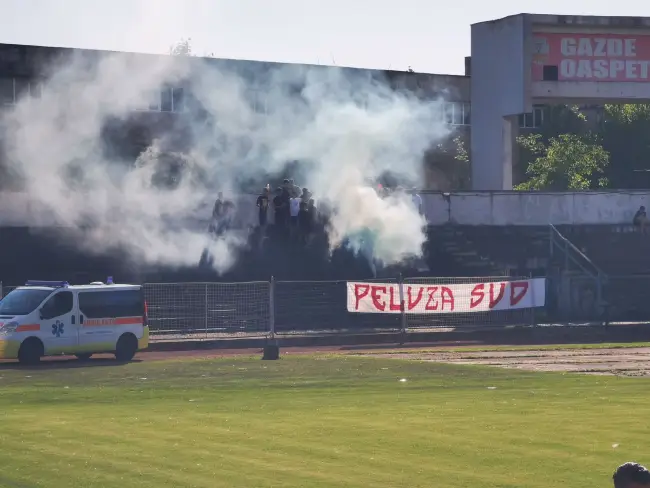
[426,225,549,277]
[424,223,650,322]
[2,216,649,325]
[562,225,650,275]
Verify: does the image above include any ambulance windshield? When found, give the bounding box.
[0,289,52,316]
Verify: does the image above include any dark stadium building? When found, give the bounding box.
[0,36,553,285]
[0,42,474,285]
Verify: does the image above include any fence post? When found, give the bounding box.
[204,283,208,338]
[269,276,276,341]
[529,272,537,327]
[398,274,407,343]
[596,272,606,326]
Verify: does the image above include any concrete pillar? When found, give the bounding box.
[501,115,518,190]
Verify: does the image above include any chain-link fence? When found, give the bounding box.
[603,275,650,323]
[273,279,402,335]
[0,276,546,341]
[144,282,270,340]
[403,276,538,330]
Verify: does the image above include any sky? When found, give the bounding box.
[0,0,649,75]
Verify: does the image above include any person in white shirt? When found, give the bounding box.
[289,195,301,239]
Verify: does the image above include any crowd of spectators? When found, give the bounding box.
[261,179,317,245]
[207,180,423,249]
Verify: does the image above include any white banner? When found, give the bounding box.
[346,278,546,314]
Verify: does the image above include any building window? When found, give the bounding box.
[0,78,44,105]
[137,88,185,113]
[0,78,14,105]
[442,102,470,126]
[250,90,266,114]
[462,103,471,125]
[171,88,184,113]
[161,89,173,112]
[519,106,544,129]
[14,78,30,99]
[30,82,42,98]
[148,92,161,111]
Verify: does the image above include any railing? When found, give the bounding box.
[549,224,607,308]
[0,276,543,340]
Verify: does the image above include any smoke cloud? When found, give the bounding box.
[1,38,450,275]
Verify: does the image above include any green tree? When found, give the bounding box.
[514,105,590,186]
[601,103,650,188]
[515,133,609,190]
[451,135,470,189]
[169,38,193,56]
[169,38,214,58]
[536,105,588,139]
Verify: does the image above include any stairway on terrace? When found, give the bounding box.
[560,225,650,321]
[561,225,650,275]
[426,225,550,278]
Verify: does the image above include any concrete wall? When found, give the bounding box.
[533,81,650,102]
[4,190,650,228]
[0,192,259,229]
[471,14,528,191]
[423,191,650,226]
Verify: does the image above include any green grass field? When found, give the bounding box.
[0,354,648,488]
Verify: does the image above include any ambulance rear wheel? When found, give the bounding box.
[75,353,93,361]
[115,334,137,362]
[18,338,43,366]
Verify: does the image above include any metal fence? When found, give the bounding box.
[0,276,542,340]
[603,275,650,323]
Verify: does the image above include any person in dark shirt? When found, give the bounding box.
[208,192,224,235]
[279,183,291,223]
[212,192,224,220]
[273,187,287,230]
[633,205,648,233]
[216,199,235,235]
[256,187,270,228]
[282,179,291,195]
[299,188,314,245]
[290,179,301,198]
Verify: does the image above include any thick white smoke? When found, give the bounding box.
[1,41,450,274]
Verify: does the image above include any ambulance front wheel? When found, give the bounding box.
[18,338,44,366]
[115,334,138,362]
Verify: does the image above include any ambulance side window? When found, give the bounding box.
[40,291,73,320]
[79,290,143,318]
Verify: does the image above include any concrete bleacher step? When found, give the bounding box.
[452,251,480,257]
[428,225,559,277]
[442,245,462,252]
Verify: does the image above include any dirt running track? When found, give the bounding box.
[0,345,349,367]
[4,345,650,377]
[369,347,650,377]
[0,341,492,365]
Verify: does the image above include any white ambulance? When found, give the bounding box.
[0,279,149,365]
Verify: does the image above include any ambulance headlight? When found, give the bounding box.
[0,322,18,334]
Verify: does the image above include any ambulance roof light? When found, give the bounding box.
[25,280,69,288]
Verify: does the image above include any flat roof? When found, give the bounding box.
[473,13,650,28]
[0,41,468,79]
